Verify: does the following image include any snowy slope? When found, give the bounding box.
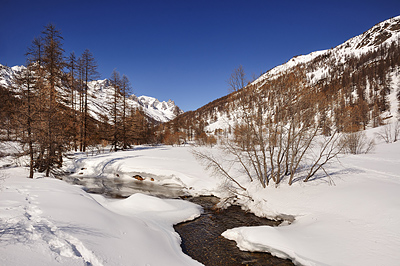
[85,79,183,123]
[252,15,400,85]
[0,64,183,123]
[0,64,26,88]
[197,15,400,133]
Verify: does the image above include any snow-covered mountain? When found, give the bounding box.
[0,64,183,123]
[168,15,400,135]
[252,15,400,85]
[84,79,183,123]
[0,65,25,88]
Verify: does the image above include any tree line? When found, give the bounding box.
[0,24,154,178]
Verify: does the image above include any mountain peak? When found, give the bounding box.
[0,64,183,123]
[352,15,400,50]
[253,15,400,86]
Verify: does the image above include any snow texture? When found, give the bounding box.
[1,129,400,265]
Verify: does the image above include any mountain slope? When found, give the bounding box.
[0,64,183,123]
[253,15,400,85]
[168,15,400,138]
[84,78,183,123]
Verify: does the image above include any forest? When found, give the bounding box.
[0,24,155,177]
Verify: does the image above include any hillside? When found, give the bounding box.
[167,15,400,140]
[0,64,183,124]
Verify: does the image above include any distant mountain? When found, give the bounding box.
[83,78,183,123]
[0,64,183,123]
[167,15,400,137]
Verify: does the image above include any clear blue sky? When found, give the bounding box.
[1,0,400,111]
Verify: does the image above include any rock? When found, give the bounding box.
[133,175,144,181]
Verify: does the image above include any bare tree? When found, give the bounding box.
[227,65,247,93]
[192,149,247,191]
[375,121,400,143]
[194,67,343,190]
[120,74,131,149]
[25,36,44,67]
[79,49,98,152]
[110,69,122,151]
[13,66,38,178]
[66,52,78,150]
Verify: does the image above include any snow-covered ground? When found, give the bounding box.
[1,129,400,265]
[223,139,400,266]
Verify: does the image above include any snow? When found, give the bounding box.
[64,146,221,196]
[223,139,400,266]
[0,146,219,266]
[0,167,202,266]
[1,131,400,265]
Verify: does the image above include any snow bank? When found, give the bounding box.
[64,146,222,196]
[0,167,202,266]
[223,140,400,266]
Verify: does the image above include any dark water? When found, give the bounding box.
[61,176,294,265]
[174,196,294,266]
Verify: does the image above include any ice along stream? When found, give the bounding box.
[62,175,294,266]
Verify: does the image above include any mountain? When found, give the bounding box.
[252,15,400,85]
[0,64,183,123]
[167,15,400,138]
[83,78,183,123]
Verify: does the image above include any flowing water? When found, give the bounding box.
[62,176,294,266]
[174,196,294,266]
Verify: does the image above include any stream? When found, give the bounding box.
[174,196,294,266]
[61,176,294,266]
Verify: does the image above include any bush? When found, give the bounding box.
[342,131,375,154]
[375,121,400,143]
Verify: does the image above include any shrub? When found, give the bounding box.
[342,131,375,154]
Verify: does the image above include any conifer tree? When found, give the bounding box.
[79,49,98,152]
[40,23,66,176]
[110,69,122,151]
[14,66,37,178]
[66,52,78,150]
[120,74,131,149]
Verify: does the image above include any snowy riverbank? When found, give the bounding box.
[1,135,400,265]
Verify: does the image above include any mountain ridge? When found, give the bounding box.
[252,15,400,86]
[166,15,400,141]
[0,64,183,123]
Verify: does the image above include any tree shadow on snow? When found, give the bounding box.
[280,164,366,185]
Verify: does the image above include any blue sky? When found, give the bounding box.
[1,0,400,111]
